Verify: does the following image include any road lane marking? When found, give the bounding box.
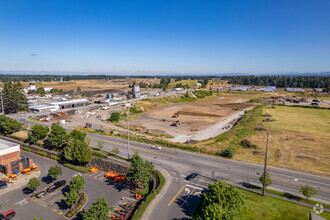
[181,189,195,207]
[15,198,27,206]
[186,184,204,190]
[168,185,186,207]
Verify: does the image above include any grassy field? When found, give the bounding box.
[240,190,330,220]
[234,105,330,176]
[168,80,198,89]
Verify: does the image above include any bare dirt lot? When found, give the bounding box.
[130,95,256,142]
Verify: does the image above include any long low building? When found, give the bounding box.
[0,139,20,165]
[50,99,90,110]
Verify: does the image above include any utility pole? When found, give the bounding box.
[153,156,157,193]
[127,107,130,159]
[262,128,270,196]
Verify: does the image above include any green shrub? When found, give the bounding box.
[23,147,31,152]
[65,193,86,218]
[51,155,60,161]
[249,98,260,103]
[130,107,143,114]
[61,162,92,173]
[219,147,233,158]
[35,151,47,157]
[92,151,107,159]
[108,112,121,122]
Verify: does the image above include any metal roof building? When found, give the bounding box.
[50,99,90,109]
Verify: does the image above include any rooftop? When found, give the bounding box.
[0,139,19,150]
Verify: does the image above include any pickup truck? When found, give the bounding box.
[46,180,66,193]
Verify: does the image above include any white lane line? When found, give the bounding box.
[198,179,208,183]
[15,198,27,206]
[271,172,330,187]
[186,184,204,190]
[181,188,196,207]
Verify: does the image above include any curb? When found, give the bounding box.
[63,191,88,219]
[142,167,172,220]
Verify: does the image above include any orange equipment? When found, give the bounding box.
[89,167,98,173]
[8,174,17,180]
[31,164,39,171]
[22,168,31,175]
[135,193,141,199]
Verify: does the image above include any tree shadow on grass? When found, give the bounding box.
[175,194,201,217]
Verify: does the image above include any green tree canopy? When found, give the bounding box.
[82,197,113,220]
[65,188,80,207]
[48,165,63,180]
[28,125,49,144]
[70,175,85,192]
[70,130,86,142]
[37,87,46,96]
[300,185,318,201]
[27,177,40,191]
[127,152,153,186]
[1,81,28,113]
[193,180,244,220]
[109,112,121,122]
[259,172,272,188]
[64,136,92,164]
[48,123,68,147]
[0,115,21,135]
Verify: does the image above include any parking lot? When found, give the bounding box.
[0,151,132,219]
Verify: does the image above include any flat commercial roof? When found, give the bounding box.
[50,99,89,106]
[0,139,19,150]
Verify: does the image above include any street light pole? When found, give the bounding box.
[262,128,270,196]
[127,107,130,159]
[153,156,157,193]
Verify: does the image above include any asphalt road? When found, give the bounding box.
[12,114,330,219]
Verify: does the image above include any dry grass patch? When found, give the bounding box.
[234,106,330,176]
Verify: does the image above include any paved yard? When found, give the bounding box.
[0,151,132,220]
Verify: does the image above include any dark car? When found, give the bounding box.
[0,209,16,220]
[185,173,198,181]
[0,180,7,189]
[46,180,66,193]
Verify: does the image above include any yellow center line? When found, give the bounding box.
[168,185,186,207]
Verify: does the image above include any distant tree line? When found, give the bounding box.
[227,76,330,90]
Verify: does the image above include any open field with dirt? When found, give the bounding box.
[234,105,330,176]
[129,92,258,142]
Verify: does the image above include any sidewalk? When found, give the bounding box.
[141,166,172,220]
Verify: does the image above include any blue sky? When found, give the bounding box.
[0,0,330,74]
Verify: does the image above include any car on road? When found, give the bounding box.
[0,209,16,220]
[0,180,7,189]
[46,180,66,193]
[185,173,198,181]
[151,145,162,150]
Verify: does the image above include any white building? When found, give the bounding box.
[44,87,53,92]
[50,99,89,110]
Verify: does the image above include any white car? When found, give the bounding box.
[151,145,162,150]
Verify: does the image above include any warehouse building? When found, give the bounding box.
[0,139,34,175]
[50,99,90,110]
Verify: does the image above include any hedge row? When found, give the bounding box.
[35,151,47,157]
[132,170,166,220]
[61,163,93,173]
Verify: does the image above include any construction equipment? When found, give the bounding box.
[84,123,92,128]
[22,168,31,175]
[8,174,17,180]
[31,164,39,171]
[89,167,98,173]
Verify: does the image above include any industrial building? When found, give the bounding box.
[230,86,251,91]
[256,86,276,92]
[50,99,89,110]
[132,86,141,98]
[0,139,34,175]
[285,88,305,92]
